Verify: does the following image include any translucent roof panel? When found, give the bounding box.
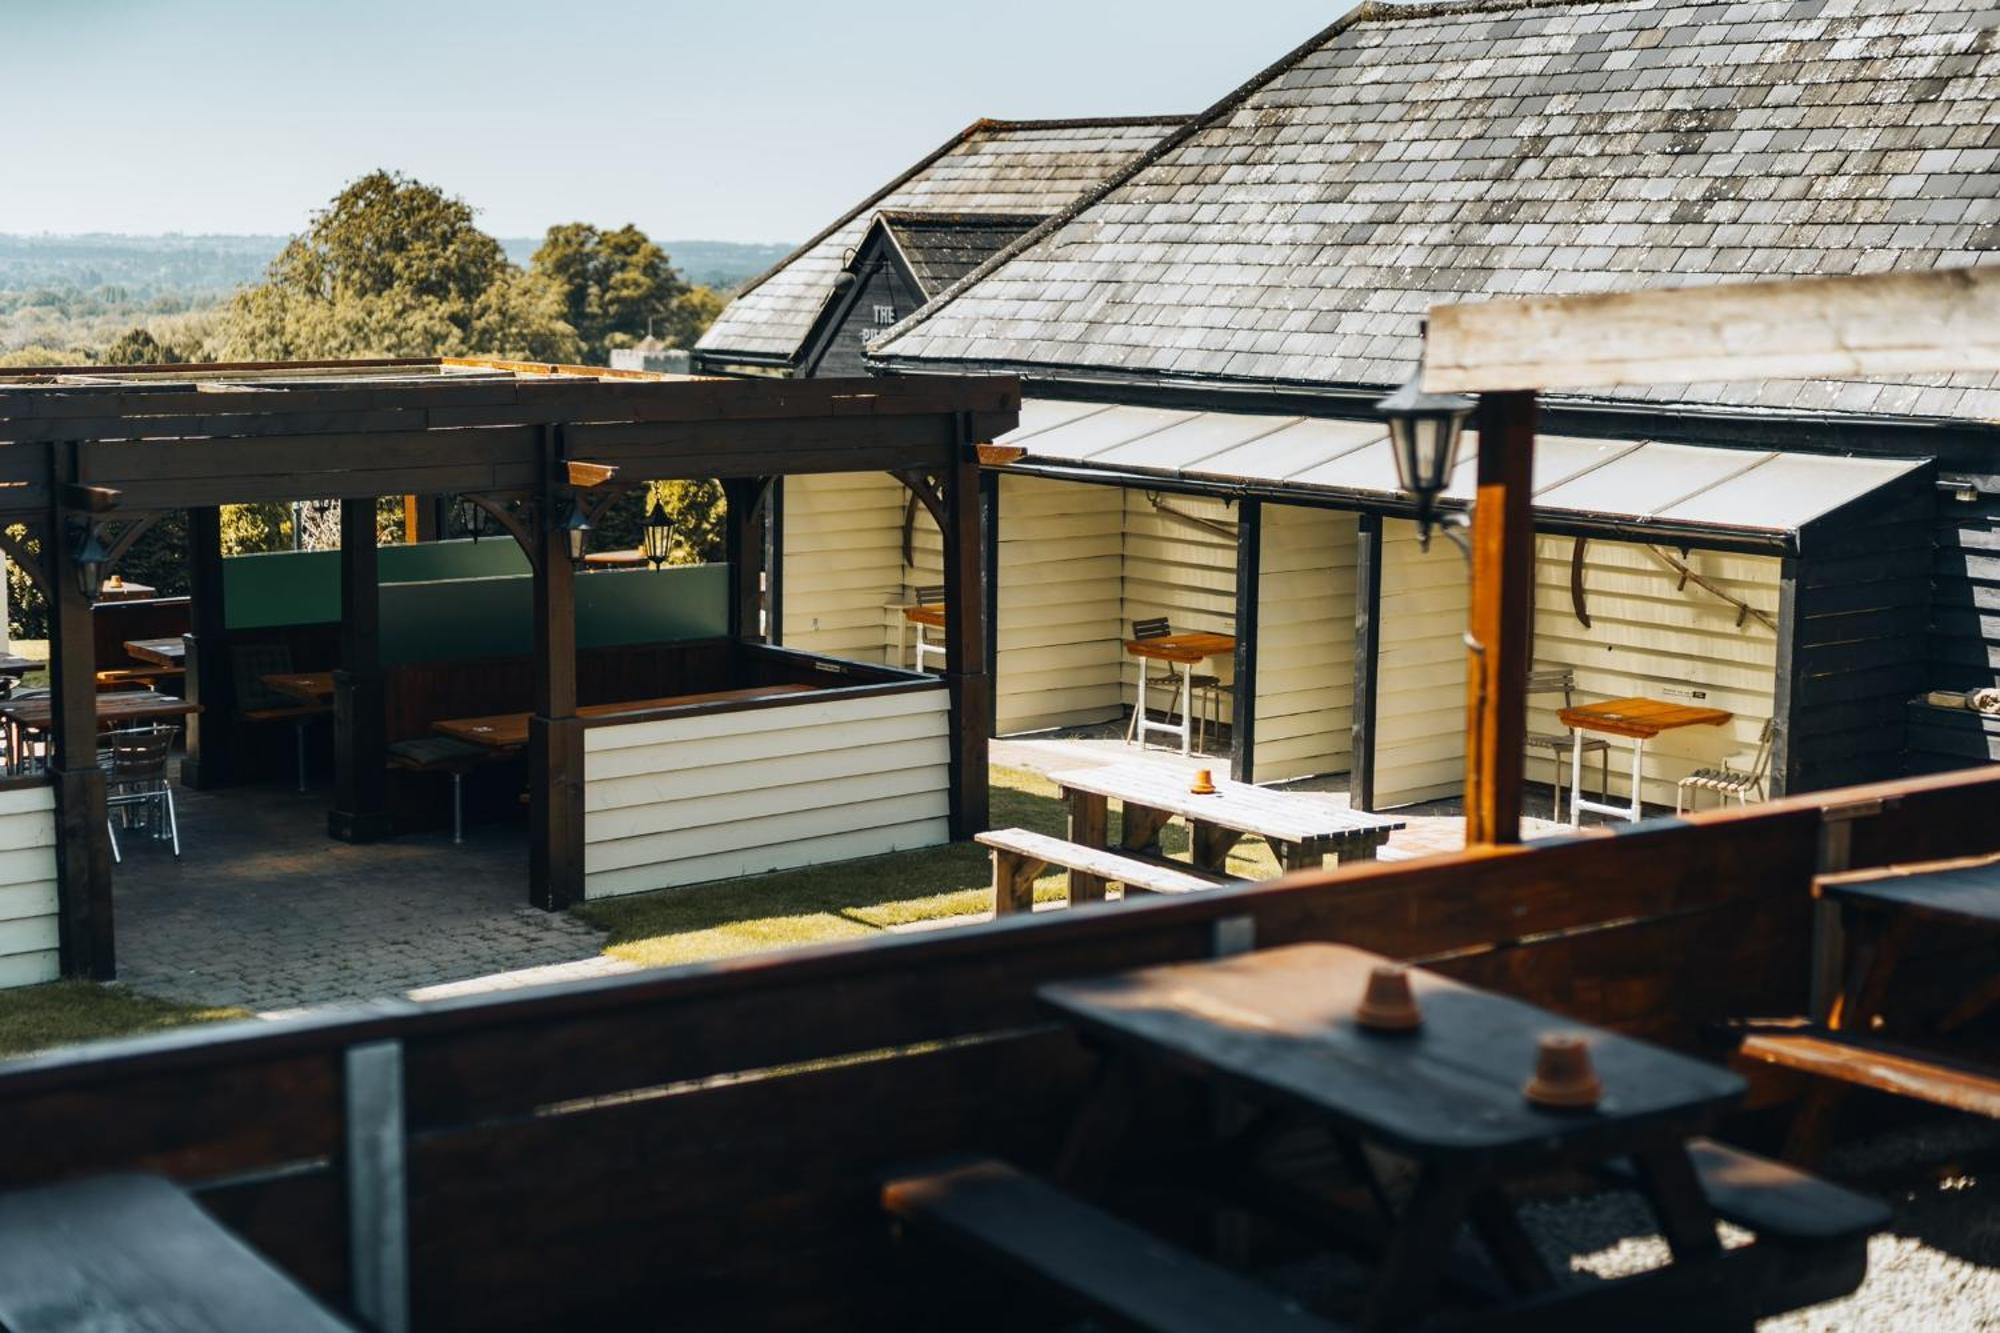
[1657,453,1925,532]
[1091,410,1304,472]
[1532,443,1774,522]
[1010,405,1197,463]
[1193,417,1383,482]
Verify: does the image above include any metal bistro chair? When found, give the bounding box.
[1676,717,1777,813]
[908,585,947,675]
[102,724,180,862]
[1525,669,1609,821]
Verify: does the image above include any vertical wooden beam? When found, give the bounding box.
[942,419,990,839]
[766,480,785,646]
[530,430,585,910]
[180,505,237,790]
[329,497,391,842]
[722,478,770,643]
[1771,555,1799,800]
[1229,499,1262,783]
[981,469,1001,735]
[48,444,114,979]
[1464,391,1538,846]
[1350,511,1384,811]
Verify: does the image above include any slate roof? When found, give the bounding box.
[870,0,2000,423]
[880,213,1048,297]
[693,117,1187,368]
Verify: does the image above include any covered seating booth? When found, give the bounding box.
[0,362,1015,981]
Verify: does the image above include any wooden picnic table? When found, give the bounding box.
[1557,696,1732,825]
[0,655,35,679]
[1049,761,1401,901]
[261,672,337,705]
[1036,943,1878,1330]
[1124,632,1234,755]
[434,683,819,750]
[122,638,187,669]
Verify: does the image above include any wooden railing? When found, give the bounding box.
[0,765,1995,1330]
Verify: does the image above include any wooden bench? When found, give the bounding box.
[882,1158,1342,1333]
[976,827,1233,916]
[1731,1020,2000,1121]
[0,1173,354,1332]
[95,664,185,690]
[389,736,495,845]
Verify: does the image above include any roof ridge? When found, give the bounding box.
[1363,0,1649,21]
[969,115,1193,131]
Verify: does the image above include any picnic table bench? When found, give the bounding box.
[977,827,1235,915]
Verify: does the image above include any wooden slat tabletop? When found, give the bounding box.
[1557,696,1733,740]
[434,683,818,750]
[1817,855,2000,928]
[901,604,946,628]
[1050,761,1402,845]
[0,691,199,731]
[122,637,186,668]
[583,548,647,568]
[1123,632,1235,665]
[0,655,36,678]
[1041,943,1744,1162]
[262,672,336,704]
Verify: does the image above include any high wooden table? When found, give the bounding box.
[0,690,200,773]
[1557,696,1732,825]
[897,601,946,674]
[1040,944,1879,1330]
[1125,632,1234,756]
[1049,761,1402,900]
[0,655,36,679]
[122,638,187,669]
[261,672,337,705]
[433,683,819,751]
[582,548,647,569]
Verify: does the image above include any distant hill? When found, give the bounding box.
[0,233,794,300]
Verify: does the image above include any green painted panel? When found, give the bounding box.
[223,539,529,630]
[379,565,728,665]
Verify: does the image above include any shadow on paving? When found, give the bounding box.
[111,782,619,1013]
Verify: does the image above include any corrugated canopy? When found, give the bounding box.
[996,399,1927,546]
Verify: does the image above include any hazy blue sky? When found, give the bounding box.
[9,1,1341,241]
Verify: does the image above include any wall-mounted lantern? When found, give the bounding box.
[1376,366,1474,551]
[642,496,674,569]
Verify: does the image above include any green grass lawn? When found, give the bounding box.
[0,981,246,1060]
[575,765,1281,969]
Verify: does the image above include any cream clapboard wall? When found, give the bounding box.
[1254,505,1358,781]
[1529,536,1779,810]
[0,784,59,988]
[995,476,1124,733]
[779,473,909,665]
[581,688,951,897]
[1373,519,1471,806]
[1119,491,1238,740]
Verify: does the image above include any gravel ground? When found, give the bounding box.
[1518,1120,2000,1331]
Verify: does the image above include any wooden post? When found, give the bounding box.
[722,478,770,643]
[1463,391,1538,846]
[530,431,585,910]
[942,420,990,840]
[48,444,115,979]
[329,497,392,842]
[179,505,237,790]
[1229,499,1261,783]
[1350,512,1384,812]
[765,481,785,647]
[980,469,1000,735]
[1771,556,1799,800]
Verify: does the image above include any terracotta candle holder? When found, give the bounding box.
[1189,768,1218,795]
[1524,1033,1604,1110]
[1355,963,1423,1032]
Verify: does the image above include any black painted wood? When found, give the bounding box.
[179,507,236,790]
[1350,513,1383,812]
[1600,1139,1887,1243]
[531,429,584,911]
[942,437,990,839]
[48,441,113,980]
[1231,499,1261,783]
[328,498,390,843]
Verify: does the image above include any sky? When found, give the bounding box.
[7,0,1342,242]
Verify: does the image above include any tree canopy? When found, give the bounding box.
[532,224,696,363]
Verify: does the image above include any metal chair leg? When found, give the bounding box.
[295,719,309,794]
[165,787,179,857]
[106,817,121,864]
[451,771,464,846]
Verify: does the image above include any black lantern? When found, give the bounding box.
[453,494,491,543]
[68,517,111,601]
[562,498,592,566]
[1375,367,1474,549]
[642,496,674,569]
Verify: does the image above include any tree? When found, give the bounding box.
[103,327,192,365]
[219,171,580,363]
[531,224,696,362]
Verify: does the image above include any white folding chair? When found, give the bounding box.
[1676,718,1776,812]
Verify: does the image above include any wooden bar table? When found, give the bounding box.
[0,690,200,774]
[261,672,337,705]
[1125,632,1234,756]
[1041,944,1881,1331]
[1557,696,1731,826]
[122,638,187,670]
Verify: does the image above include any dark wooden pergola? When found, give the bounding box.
[0,360,1019,980]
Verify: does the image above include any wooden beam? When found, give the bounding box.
[766,481,785,647]
[941,426,990,840]
[1772,556,1800,801]
[722,478,771,642]
[1464,393,1537,846]
[530,430,584,910]
[980,469,1000,735]
[329,498,391,843]
[47,444,114,980]
[179,507,236,790]
[1424,266,2000,394]
[1350,512,1384,812]
[1229,500,1261,784]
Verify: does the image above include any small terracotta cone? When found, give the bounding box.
[1189,767,1218,795]
[1524,1034,1604,1110]
[1355,963,1423,1032]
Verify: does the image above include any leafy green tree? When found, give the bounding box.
[531,224,694,361]
[103,327,193,365]
[219,171,580,363]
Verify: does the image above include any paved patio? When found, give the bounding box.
[113,782,633,1016]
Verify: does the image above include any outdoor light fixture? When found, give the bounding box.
[453,494,492,543]
[642,496,674,568]
[68,517,111,602]
[562,497,592,567]
[1376,365,1474,552]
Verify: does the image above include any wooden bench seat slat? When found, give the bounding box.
[1600,1139,1888,1242]
[883,1158,1343,1333]
[1734,1025,2000,1120]
[0,1173,355,1332]
[977,827,1231,912]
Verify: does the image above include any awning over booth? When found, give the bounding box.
[996,399,1927,549]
